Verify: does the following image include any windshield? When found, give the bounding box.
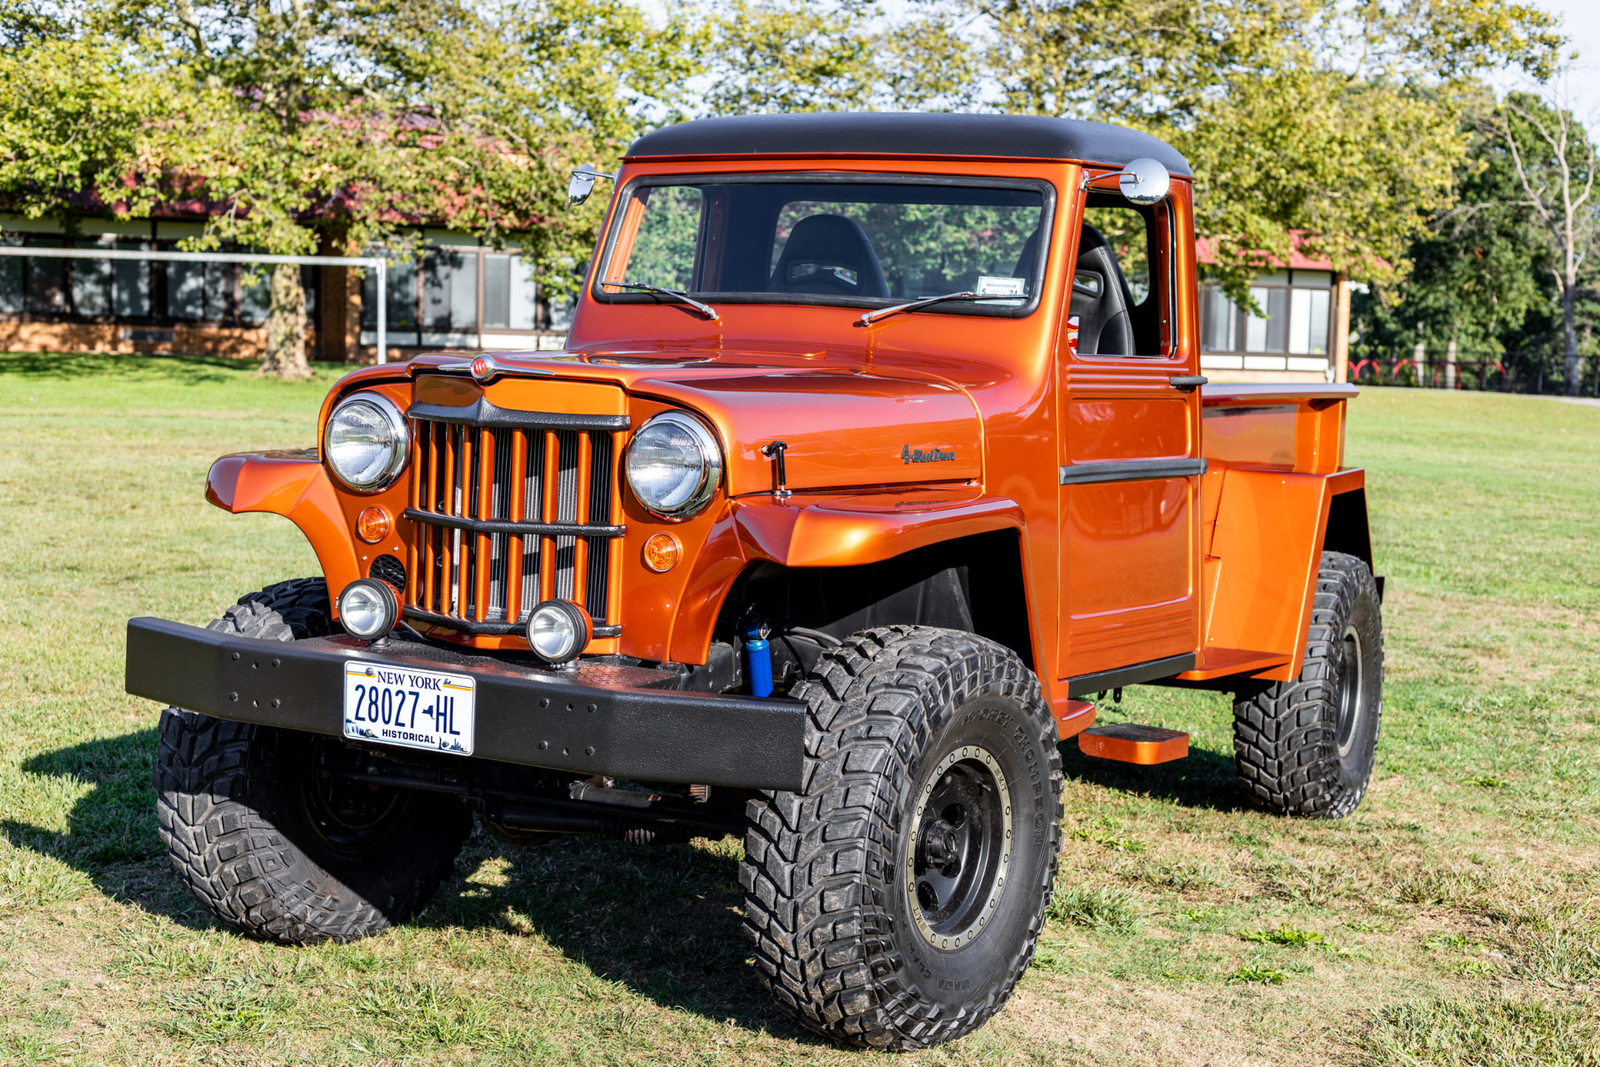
[595,177,1050,314]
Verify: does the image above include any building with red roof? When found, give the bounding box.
[1195,233,1353,383]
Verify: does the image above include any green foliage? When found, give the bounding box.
[0,30,174,224]
[1228,964,1286,984]
[1239,925,1326,947]
[702,0,979,114]
[1361,996,1600,1067]
[1045,885,1140,933]
[1353,91,1599,364]
[951,0,1565,299]
[699,0,1572,304]
[0,0,705,376]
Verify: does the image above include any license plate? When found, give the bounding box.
[343,662,476,756]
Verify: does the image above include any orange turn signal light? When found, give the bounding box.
[357,505,392,544]
[643,532,681,573]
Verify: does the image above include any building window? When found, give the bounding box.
[362,243,549,346]
[483,253,538,330]
[0,232,303,326]
[27,240,67,314]
[1200,269,1335,372]
[1288,287,1330,355]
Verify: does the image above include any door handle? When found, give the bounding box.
[1168,375,1207,392]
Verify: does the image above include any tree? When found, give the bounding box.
[106,0,556,379]
[1496,85,1597,394]
[930,0,1567,300]
[701,0,981,115]
[0,19,174,230]
[1351,97,1557,362]
[3,0,702,378]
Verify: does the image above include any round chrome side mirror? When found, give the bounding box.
[567,163,601,206]
[1118,157,1171,205]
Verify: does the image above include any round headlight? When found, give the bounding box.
[324,394,409,492]
[338,578,400,640]
[625,411,723,519]
[525,600,592,665]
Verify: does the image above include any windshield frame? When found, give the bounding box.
[590,172,1058,320]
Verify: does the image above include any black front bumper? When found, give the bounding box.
[125,617,807,791]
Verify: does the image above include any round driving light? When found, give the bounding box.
[356,505,392,544]
[337,578,400,640]
[524,599,593,665]
[642,532,682,573]
[324,393,409,492]
[625,411,723,519]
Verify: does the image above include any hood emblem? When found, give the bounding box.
[902,444,956,465]
[470,356,496,381]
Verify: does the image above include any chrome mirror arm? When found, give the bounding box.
[1080,157,1172,205]
[567,163,618,207]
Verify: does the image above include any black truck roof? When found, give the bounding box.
[625,113,1191,176]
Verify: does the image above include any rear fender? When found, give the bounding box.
[206,451,361,606]
[1196,468,1366,683]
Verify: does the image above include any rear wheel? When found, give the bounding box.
[740,626,1063,1049]
[1233,552,1384,818]
[154,580,471,944]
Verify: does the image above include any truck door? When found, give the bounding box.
[1056,180,1203,689]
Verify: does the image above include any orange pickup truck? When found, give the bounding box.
[126,113,1382,1050]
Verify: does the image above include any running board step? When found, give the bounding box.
[1077,724,1189,765]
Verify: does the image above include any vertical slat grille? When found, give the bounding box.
[405,414,623,637]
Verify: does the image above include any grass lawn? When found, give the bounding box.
[2,353,1598,1066]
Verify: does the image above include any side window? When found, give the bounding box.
[620,185,704,291]
[1072,198,1171,357]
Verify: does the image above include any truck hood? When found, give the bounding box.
[406,349,984,496]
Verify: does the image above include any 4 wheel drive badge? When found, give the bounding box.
[902,444,957,464]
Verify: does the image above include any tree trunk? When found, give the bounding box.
[1563,284,1580,397]
[260,263,311,381]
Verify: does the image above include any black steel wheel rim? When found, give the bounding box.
[1335,624,1365,759]
[297,741,408,859]
[905,743,1013,951]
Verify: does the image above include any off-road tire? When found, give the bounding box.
[154,579,472,944]
[1233,552,1384,818]
[741,626,1064,1050]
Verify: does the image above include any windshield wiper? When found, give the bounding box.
[856,290,1022,326]
[601,280,718,321]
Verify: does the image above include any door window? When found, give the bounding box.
[1072,197,1172,357]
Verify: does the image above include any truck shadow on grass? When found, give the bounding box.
[1,727,216,927]
[423,832,822,1043]
[3,728,822,1040]
[0,351,270,383]
[6,727,1238,1041]
[1057,738,1245,811]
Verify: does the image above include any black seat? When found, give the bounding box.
[1011,229,1040,294]
[769,214,888,298]
[1070,225,1134,355]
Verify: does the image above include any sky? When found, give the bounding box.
[1511,0,1600,121]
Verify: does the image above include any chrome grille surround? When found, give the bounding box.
[403,400,626,639]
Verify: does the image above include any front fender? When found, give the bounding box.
[206,450,362,604]
[732,489,1024,568]
[665,487,1025,664]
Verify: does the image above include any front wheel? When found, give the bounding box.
[154,581,471,944]
[1233,552,1384,818]
[740,626,1064,1049]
